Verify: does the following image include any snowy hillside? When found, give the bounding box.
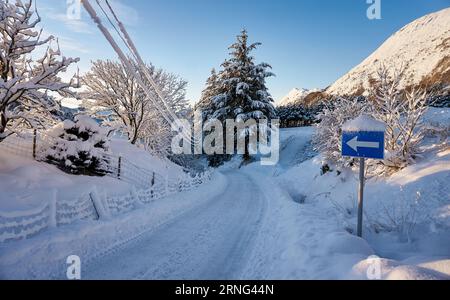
[277,88,322,107]
[0,138,186,221]
[327,7,450,96]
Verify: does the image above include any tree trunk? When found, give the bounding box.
[243,137,251,161]
[0,108,8,141]
[130,129,139,145]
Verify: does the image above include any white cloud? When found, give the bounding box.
[58,36,91,54]
[46,12,94,34]
[36,1,94,34]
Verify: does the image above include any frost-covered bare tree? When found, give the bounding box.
[82,58,189,149]
[313,97,368,168]
[0,0,79,141]
[370,65,429,171]
[82,59,145,145]
[141,65,191,156]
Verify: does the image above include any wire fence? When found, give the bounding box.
[0,131,212,243]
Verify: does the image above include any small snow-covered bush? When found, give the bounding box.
[366,188,428,243]
[43,115,111,176]
[313,97,368,169]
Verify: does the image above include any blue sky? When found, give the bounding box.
[36,0,450,104]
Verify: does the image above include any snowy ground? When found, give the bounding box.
[0,138,185,214]
[266,108,450,279]
[0,108,449,280]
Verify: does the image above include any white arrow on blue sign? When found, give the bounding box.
[342,131,385,160]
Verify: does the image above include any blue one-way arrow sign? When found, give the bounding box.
[341,116,386,238]
[342,131,385,160]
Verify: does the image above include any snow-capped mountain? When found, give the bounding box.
[277,88,321,106]
[327,7,450,96]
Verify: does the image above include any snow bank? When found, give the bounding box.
[240,162,375,279]
[274,109,450,280]
[342,115,386,132]
[109,138,184,176]
[350,257,450,280]
[0,137,185,214]
[0,131,206,245]
[276,147,450,279]
[385,265,450,280]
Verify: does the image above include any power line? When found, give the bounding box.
[81,0,192,142]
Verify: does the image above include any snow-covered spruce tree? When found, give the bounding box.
[195,68,219,121]
[370,65,429,171]
[313,97,368,169]
[0,0,79,141]
[43,115,111,176]
[82,58,188,154]
[204,29,276,163]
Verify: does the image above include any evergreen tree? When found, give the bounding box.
[212,29,276,121]
[43,116,111,176]
[203,29,276,163]
[195,68,219,120]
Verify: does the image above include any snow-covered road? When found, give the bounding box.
[82,128,314,280]
[84,171,267,280]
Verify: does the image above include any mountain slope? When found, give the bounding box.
[327,8,450,96]
[277,88,321,107]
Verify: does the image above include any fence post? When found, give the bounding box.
[117,156,122,180]
[89,186,110,220]
[151,172,155,198]
[32,129,37,159]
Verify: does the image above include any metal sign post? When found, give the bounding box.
[357,157,365,237]
[342,116,386,238]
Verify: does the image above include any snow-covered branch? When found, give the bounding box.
[82,57,189,153]
[0,0,79,140]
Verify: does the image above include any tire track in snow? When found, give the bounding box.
[83,171,267,280]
